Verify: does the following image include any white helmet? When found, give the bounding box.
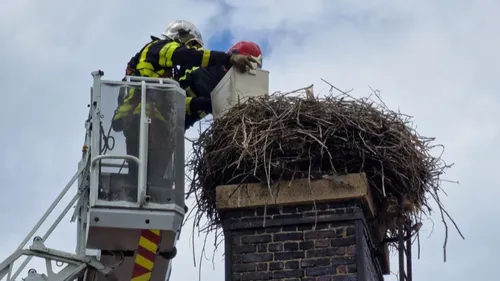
[161,20,204,47]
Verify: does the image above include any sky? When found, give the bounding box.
[0,0,499,280]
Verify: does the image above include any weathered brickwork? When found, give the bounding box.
[221,201,383,281]
[361,232,378,281]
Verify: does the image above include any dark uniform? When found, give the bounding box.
[178,65,227,130]
[178,40,264,130]
[112,36,232,187]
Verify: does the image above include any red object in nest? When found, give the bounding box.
[227,41,263,69]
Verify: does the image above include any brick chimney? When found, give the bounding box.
[216,173,390,281]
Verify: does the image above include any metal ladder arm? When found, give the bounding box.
[0,249,33,281]
[0,151,91,281]
[9,165,91,280]
[1,237,115,281]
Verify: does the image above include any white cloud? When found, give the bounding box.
[1,0,498,281]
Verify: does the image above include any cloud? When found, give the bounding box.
[1,0,499,281]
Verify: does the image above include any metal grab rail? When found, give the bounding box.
[90,154,143,206]
[138,81,149,207]
[124,75,181,87]
[90,155,141,166]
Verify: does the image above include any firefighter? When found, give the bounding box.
[111,20,258,191]
[180,41,263,130]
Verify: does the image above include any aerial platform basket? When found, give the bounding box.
[87,71,186,253]
[0,70,188,281]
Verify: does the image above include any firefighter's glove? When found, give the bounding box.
[230,54,258,72]
[190,97,212,114]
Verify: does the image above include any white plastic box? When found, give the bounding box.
[211,64,269,119]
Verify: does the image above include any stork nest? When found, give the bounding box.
[186,89,457,243]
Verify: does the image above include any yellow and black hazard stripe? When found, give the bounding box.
[131,229,162,281]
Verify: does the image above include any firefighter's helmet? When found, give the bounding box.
[161,20,204,47]
[227,41,263,68]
